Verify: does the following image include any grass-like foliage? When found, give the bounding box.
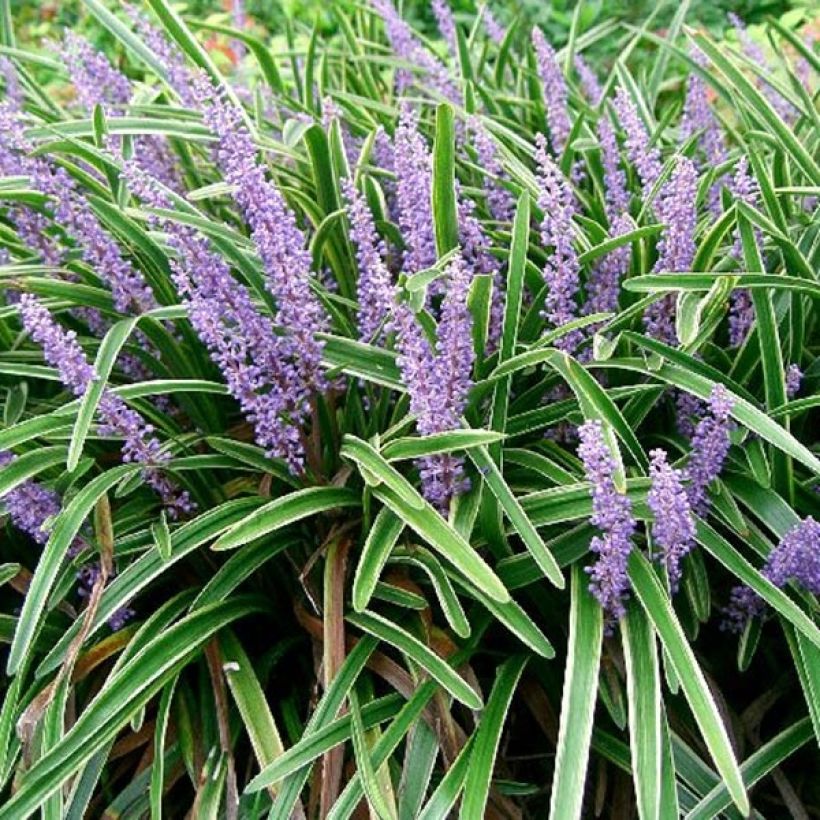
[0,1,818,817]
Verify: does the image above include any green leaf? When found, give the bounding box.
[219,630,285,774]
[1,598,263,817]
[7,464,142,676]
[622,601,662,820]
[353,507,404,613]
[629,552,749,815]
[348,690,398,820]
[548,564,603,820]
[0,446,67,500]
[381,429,504,461]
[686,718,812,820]
[348,610,482,709]
[468,445,564,588]
[460,656,528,819]
[149,678,177,820]
[432,103,459,257]
[211,487,359,551]
[343,436,509,603]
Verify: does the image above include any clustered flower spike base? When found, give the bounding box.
[0,3,816,817]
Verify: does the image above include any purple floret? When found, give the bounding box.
[532,28,571,156]
[578,420,636,627]
[536,133,582,352]
[647,448,696,591]
[684,384,734,517]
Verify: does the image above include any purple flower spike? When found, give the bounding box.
[62,30,131,110]
[432,0,458,56]
[785,364,802,398]
[685,384,734,517]
[578,420,636,627]
[728,157,761,346]
[598,115,630,219]
[0,106,157,315]
[126,5,197,106]
[728,13,797,123]
[395,102,437,275]
[18,295,191,515]
[193,73,327,398]
[482,6,506,45]
[371,0,459,102]
[0,57,23,111]
[643,156,698,345]
[341,177,395,343]
[532,28,572,156]
[584,212,632,316]
[724,516,820,632]
[536,133,582,351]
[647,448,696,591]
[394,255,475,511]
[612,86,662,194]
[469,116,515,223]
[574,55,602,106]
[124,164,310,474]
[679,48,727,215]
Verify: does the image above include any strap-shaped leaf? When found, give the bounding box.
[629,553,749,815]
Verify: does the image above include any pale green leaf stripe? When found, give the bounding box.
[468,445,564,588]
[432,103,459,257]
[7,464,142,676]
[381,429,504,461]
[686,718,813,820]
[598,358,820,475]
[219,630,285,775]
[695,520,820,648]
[374,483,510,604]
[211,487,360,551]
[348,610,483,709]
[0,446,67,499]
[35,498,263,678]
[548,565,604,820]
[269,636,380,816]
[247,695,405,792]
[352,507,405,613]
[0,598,263,818]
[624,272,820,299]
[344,437,509,603]
[418,736,475,820]
[460,656,528,819]
[68,317,139,471]
[622,602,662,820]
[348,690,399,820]
[629,553,749,816]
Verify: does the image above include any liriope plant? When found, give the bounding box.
[0,0,817,817]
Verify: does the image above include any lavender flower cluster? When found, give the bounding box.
[0,452,133,630]
[394,255,475,510]
[535,133,582,352]
[578,421,637,626]
[724,517,820,632]
[18,295,191,516]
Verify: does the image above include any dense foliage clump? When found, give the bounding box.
[0,1,818,817]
